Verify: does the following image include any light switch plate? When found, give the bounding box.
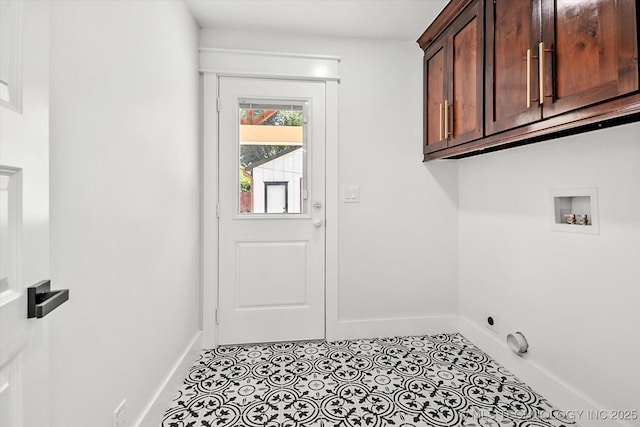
[343,186,359,203]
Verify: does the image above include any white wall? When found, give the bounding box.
[49,2,200,426]
[459,123,640,426]
[201,29,460,338]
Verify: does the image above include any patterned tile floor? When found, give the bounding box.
[162,333,577,427]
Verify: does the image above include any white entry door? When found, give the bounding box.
[1,2,53,426]
[218,77,326,345]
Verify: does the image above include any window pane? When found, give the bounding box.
[0,174,11,293]
[238,102,306,214]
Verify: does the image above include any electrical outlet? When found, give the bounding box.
[484,312,498,333]
[113,399,126,427]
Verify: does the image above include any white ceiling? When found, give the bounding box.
[185,0,448,41]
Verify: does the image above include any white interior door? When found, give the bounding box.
[0,2,52,426]
[218,77,326,345]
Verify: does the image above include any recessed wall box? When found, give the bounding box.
[550,187,599,235]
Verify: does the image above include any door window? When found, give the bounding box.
[238,101,307,214]
[0,170,17,297]
[0,174,10,294]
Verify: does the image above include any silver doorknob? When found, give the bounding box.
[313,218,323,228]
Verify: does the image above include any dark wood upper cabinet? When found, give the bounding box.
[486,0,638,134]
[541,0,639,118]
[422,0,483,154]
[419,0,640,160]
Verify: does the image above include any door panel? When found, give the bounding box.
[235,241,308,308]
[486,0,543,135]
[0,1,51,426]
[424,45,447,153]
[451,15,478,140]
[449,12,482,146]
[218,77,325,345]
[542,0,638,117]
[447,0,483,147]
[555,0,617,96]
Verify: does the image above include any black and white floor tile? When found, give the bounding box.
[162,333,577,427]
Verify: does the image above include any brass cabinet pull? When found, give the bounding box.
[527,47,541,107]
[539,41,554,104]
[439,103,443,140]
[444,99,450,138]
[539,41,545,104]
[527,48,531,108]
[448,101,453,138]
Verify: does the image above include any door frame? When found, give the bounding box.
[200,48,340,348]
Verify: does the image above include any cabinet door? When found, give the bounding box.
[486,0,543,135]
[424,42,447,154]
[446,0,484,147]
[542,0,638,118]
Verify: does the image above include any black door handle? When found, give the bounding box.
[27,280,69,319]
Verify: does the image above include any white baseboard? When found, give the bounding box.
[459,317,632,427]
[330,314,459,341]
[134,331,203,427]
